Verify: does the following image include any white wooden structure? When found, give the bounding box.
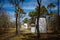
[31,17,47,33]
[21,23,28,29]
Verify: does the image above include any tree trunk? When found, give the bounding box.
[36,16,40,40]
[57,0,60,33]
[16,13,18,34]
[36,0,41,40]
[16,13,19,34]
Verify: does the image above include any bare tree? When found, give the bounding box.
[9,0,25,34]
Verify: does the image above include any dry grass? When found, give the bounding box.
[0,28,59,40]
[0,28,16,40]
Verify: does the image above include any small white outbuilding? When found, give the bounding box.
[31,17,47,33]
[21,23,28,29]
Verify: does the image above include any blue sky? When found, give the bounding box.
[1,0,60,22]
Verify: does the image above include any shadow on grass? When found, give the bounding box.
[4,32,17,40]
[4,33,60,40]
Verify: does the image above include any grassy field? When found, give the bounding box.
[0,28,16,40]
[0,28,59,40]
